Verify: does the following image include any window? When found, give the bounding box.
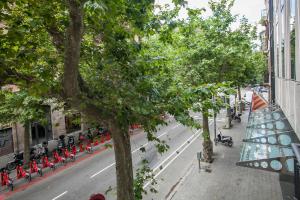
[276,23,280,77]
[281,0,285,8]
[0,128,13,156]
[290,0,296,79]
[277,46,280,76]
[31,123,46,145]
[65,113,81,134]
[281,2,285,78]
[31,106,52,145]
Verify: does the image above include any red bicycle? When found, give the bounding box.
[53,150,66,165]
[16,164,31,182]
[1,168,14,191]
[30,160,43,176]
[85,142,93,154]
[63,148,75,162]
[42,156,55,170]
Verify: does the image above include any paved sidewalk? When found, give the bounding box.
[169,110,283,200]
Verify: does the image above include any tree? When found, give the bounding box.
[0,0,267,198]
[190,84,227,162]
[1,1,194,199]
[166,0,266,160]
[0,89,49,166]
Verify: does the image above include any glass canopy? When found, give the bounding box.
[237,105,299,174]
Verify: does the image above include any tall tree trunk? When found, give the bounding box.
[202,111,213,163]
[58,1,136,199]
[224,97,232,129]
[63,0,84,100]
[237,85,242,114]
[23,122,31,167]
[109,122,135,200]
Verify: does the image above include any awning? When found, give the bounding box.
[237,104,299,174]
[251,92,268,111]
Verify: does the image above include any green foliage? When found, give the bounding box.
[134,160,157,200]
[0,89,48,125]
[0,0,267,198]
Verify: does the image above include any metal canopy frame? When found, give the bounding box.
[292,143,300,199]
[236,156,295,174]
[237,106,299,175]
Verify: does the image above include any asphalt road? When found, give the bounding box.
[5,112,221,200]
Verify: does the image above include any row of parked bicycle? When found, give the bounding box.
[1,130,111,191]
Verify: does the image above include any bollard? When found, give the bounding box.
[197,152,202,172]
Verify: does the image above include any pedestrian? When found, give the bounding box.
[89,193,105,200]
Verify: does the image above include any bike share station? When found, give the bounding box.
[0,130,112,192]
[236,105,300,199]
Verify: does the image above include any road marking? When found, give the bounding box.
[90,163,116,178]
[171,124,180,129]
[131,131,168,154]
[151,133,196,172]
[52,191,68,200]
[193,116,202,119]
[90,129,175,179]
[143,121,213,189]
[143,132,199,189]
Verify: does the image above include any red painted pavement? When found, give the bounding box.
[1,146,109,199]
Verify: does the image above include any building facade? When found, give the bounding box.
[236,1,300,198]
[0,104,83,166]
[271,0,300,139]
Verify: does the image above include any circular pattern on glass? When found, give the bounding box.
[261,124,266,129]
[261,138,267,143]
[268,136,277,144]
[254,162,259,167]
[266,114,272,120]
[261,161,268,168]
[275,121,285,130]
[267,123,273,129]
[270,160,282,171]
[272,113,281,120]
[278,135,292,146]
[267,130,274,135]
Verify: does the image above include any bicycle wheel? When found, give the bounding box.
[6,162,16,171]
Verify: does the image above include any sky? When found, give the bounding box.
[156,0,265,32]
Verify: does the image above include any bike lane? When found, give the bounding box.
[3,119,187,200]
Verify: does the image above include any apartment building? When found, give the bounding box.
[0,98,83,166]
[271,0,300,137]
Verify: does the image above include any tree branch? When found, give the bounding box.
[0,68,34,86]
[47,26,65,53]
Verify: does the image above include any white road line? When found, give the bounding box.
[143,131,200,189]
[52,191,68,200]
[90,163,116,178]
[143,135,199,189]
[143,121,213,189]
[90,129,174,179]
[171,124,180,129]
[131,131,168,154]
[151,133,197,172]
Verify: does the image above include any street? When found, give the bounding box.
[4,113,220,200]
